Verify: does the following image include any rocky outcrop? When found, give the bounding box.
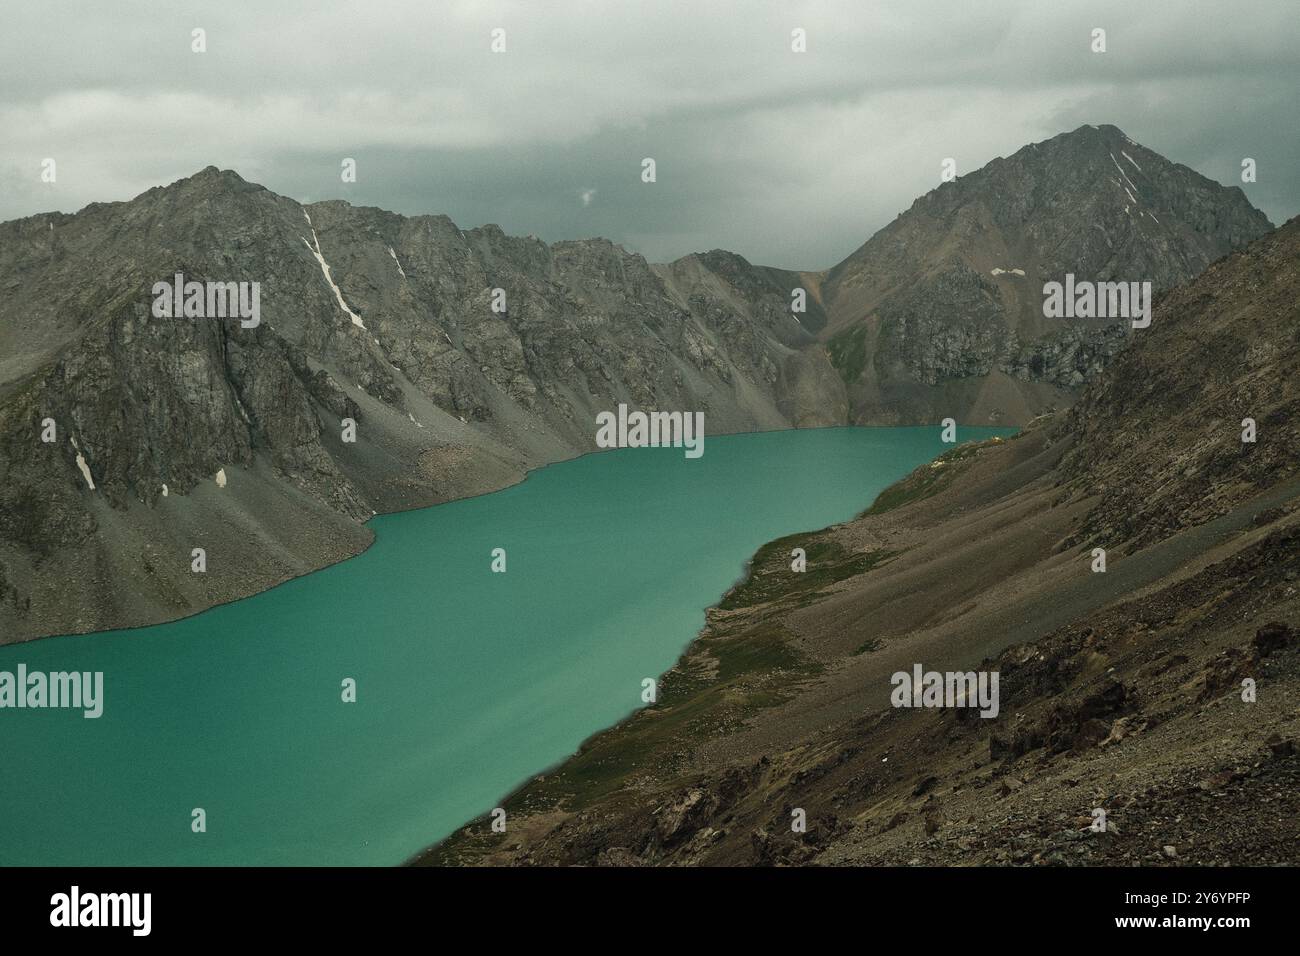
[818,124,1273,422]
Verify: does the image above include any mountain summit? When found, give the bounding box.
[816,124,1273,422]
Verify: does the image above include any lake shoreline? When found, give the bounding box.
[11,422,992,648]
[408,429,1018,866]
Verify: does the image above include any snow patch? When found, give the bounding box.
[407,412,424,428]
[1109,152,1139,196]
[1121,150,1142,172]
[302,211,366,329]
[387,246,407,279]
[990,267,1026,277]
[215,468,227,489]
[70,436,95,490]
[161,484,169,497]
[75,454,94,489]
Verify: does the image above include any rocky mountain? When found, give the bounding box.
[424,217,1300,868]
[0,127,1273,642]
[1058,218,1300,550]
[0,167,846,641]
[817,124,1273,423]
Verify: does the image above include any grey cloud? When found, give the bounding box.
[2,0,1296,268]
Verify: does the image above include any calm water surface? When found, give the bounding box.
[0,426,1012,865]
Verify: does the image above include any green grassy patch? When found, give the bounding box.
[827,325,869,384]
[718,534,897,613]
[534,623,817,806]
[861,439,992,516]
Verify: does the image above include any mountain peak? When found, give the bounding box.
[1065,122,1130,140]
[190,165,247,183]
[154,166,263,199]
[818,125,1273,421]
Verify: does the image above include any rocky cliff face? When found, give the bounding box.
[818,124,1273,423]
[0,168,843,640]
[0,128,1274,641]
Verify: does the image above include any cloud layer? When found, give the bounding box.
[3,0,1296,267]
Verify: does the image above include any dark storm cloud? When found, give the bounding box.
[2,0,1296,269]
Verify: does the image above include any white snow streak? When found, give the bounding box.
[388,246,407,279]
[1109,153,1140,196]
[1121,150,1142,172]
[215,468,227,488]
[302,211,366,329]
[70,436,95,490]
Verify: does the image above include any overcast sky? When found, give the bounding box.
[2,0,1297,269]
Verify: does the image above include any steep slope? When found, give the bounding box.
[654,250,843,425]
[1058,219,1300,550]
[424,218,1300,867]
[818,124,1273,424]
[0,169,843,641]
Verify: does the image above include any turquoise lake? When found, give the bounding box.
[0,425,1011,866]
